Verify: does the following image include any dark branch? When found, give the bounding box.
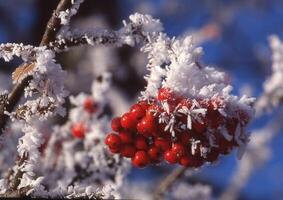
[40,0,73,46]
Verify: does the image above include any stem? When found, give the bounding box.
[153,167,191,200]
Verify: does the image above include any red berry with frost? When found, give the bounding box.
[111,117,122,132]
[171,143,186,158]
[105,133,121,149]
[132,151,150,168]
[72,123,86,139]
[119,131,134,144]
[130,104,146,120]
[135,135,149,150]
[158,87,175,102]
[83,97,97,113]
[121,144,136,158]
[154,137,171,151]
[164,150,179,164]
[120,112,138,130]
[138,100,150,110]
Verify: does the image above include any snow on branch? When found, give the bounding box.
[256,35,283,115]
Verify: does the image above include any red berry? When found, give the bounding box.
[205,148,220,162]
[132,151,150,168]
[148,146,161,161]
[178,99,192,109]
[111,117,122,132]
[72,123,86,139]
[83,97,97,113]
[171,143,186,158]
[154,137,171,151]
[119,131,134,144]
[179,155,190,167]
[109,146,120,153]
[135,135,149,150]
[120,112,138,130]
[130,104,146,120]
[138,100,150,110]
[105,133,121,149]
[180,132,191,145]
[137,114,157,137]
[180,155,203,168]
[192,120,206,133]
[158,87,175,102]
[121,144,136,158]
[164,150,179,164]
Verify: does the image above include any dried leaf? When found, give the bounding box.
[12,63,35,84]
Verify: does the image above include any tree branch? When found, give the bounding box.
[0,0,79,135]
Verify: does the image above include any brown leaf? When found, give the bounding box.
[12,63,35,84]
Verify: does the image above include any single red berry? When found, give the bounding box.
[83,97,97,113]
[111,117,122,132]
[72,123,86,139]
[119,131,134,144]
[171,143,186,158]
[120,112,138,130]
[154,137,171,152]
[105,133,122,149]
[132,151,150,168]
[121,144,136,158]
[148,146,161,161]
[130,104,146,120]
[164,150,179,164]
[137,114,157,137]
[135,135,149,150]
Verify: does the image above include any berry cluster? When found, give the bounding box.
[105,87,252,168]
[71,97,98,138]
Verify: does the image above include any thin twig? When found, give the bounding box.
[153,166,190,200]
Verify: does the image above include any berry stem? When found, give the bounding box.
[153,166,193,200]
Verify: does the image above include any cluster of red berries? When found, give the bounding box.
[71,97,98,139]
[105,87,251,168]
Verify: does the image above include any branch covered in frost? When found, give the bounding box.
[0,0,82,135]
[255,35,283,115]
[40,0,85,46]
[49,13,163,51]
